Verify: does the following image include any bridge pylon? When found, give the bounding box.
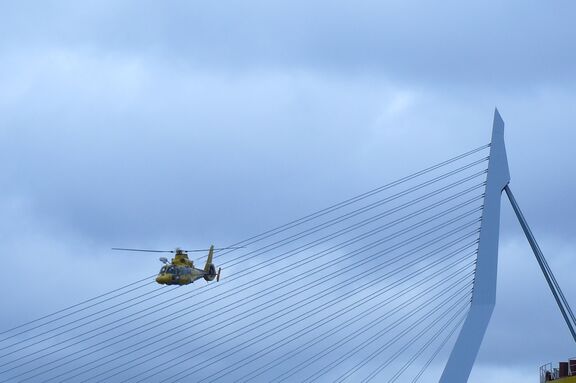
[440,109,510,382]
[441,109,576,382]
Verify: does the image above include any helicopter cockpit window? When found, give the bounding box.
[159,266,168,274]
[166,266,176,274]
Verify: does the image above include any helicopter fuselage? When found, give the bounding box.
[155,249,219,285]
[155,265,206,285]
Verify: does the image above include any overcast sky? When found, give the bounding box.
[1,1,576,382]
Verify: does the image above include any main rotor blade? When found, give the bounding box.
[111,248,174,253]
[111,246,246,253]
[182,246,245,252]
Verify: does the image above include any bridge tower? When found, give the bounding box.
[439,109,510,382]
[441,110,576,382]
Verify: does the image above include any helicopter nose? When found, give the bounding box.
[156,274,171,284]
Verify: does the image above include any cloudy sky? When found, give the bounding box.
[1,1,576,381]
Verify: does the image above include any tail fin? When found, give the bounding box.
[204,245,215,273]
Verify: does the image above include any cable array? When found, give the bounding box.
[0,144,489,382]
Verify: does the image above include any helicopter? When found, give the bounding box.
[112,245,238,285]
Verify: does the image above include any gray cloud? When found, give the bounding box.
[1,1,576,381]
[1,1,575,86]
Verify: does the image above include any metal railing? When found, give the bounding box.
[540,358,576,382]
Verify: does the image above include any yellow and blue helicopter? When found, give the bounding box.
[112,245,239,285]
